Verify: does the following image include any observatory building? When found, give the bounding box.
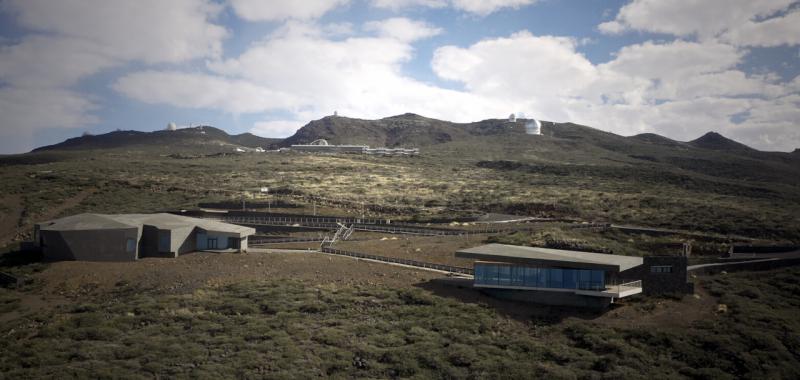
[290,139,419,156]
[456,244,692,308]
[34,213,255,262]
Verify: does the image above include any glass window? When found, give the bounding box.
[125,238,136,253]
[651,265,673,273]
[475,264,486,284]
[563,269,576,289]
[524,267,538,287]
[510,266,524,286]
[591,270,605,289]
[549,269,563,288]
[158,231,170,252]
[487,264,499,285]
[537,268,548,288]
[498,265,511,285]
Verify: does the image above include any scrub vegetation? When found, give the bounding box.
[1,266,799,378]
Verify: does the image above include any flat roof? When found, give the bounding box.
[39,213,255,236]
[456,244,643,272]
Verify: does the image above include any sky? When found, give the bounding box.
[0,0,798,154]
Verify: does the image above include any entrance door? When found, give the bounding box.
[207,238,218,249]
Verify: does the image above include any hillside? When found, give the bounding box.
[33,126,280,153]
[280,113,522,148]
[689,131,756,153]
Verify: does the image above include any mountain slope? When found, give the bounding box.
[33,127,279,152]
[689,131,756,153]
[280,113,523,148]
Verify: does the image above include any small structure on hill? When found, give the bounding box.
[33,213,255,262]
[291,139,419,156]
[456,244,692,308]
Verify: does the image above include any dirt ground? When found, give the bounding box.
[317,233,487,267]
[0,248,718,331]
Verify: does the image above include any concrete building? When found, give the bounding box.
[34,213,255,262]
[456,244,692,308]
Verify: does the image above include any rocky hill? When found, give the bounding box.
[33,126,280,152]
[280,113,523,147]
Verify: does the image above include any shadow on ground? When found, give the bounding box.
[415,277,613,325]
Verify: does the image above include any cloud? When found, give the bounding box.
[0,0,227,152]
[721,10,800,47]
[3,0,227,63]
[371,0,537,16]
[371,0,447,11]
[250,120,306,137]
[599,0,799,47]
[364,18,442,42]
[115,20,510,124]
[113,71,299,114]
[430,32,800,150]
[228,0,349,22]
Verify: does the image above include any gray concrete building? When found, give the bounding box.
[34,213,255,262]
[456,244,692,308]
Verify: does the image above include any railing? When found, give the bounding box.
[320,246,474,275]
[603,280,642,294]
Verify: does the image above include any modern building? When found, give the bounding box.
[34,213,256,262]
[456,244,692,308]
[290,139,368,154]
[290,138,418,155]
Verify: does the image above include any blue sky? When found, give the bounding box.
[1,0,798,153]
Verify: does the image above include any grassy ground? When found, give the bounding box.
[1,257,799,378]
[1,145,798,246]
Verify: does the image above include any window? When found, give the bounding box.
[207,238,218,249]
[125,238,136,253]
[158,231,170,252]
[510,266,525,286]
[524,267,538,287]
[549,269,563,288]
[651,265,673,274]
[475,264,487,284]
[498,266,511,285]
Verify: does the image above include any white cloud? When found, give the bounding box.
[371,0,447,11]
[371,0,537,16]
[430,32,800,150]
[250,120,306,137]
[0,87,99,153]
[228,0,349,21]
[4,0,227,63]
[451,0,537,16]
[0,0,227,152]
[599,0,800,47]
[113,71,300,114]
[601,41,743,80]
[364,18,442,42]
[115,21,510,125]
[721,10,800,47]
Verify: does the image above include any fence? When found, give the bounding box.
[0,272,19,287]
[320,246,474,276]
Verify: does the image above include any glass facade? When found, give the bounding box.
[474,262,605,291]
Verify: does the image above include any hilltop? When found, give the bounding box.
[33,126,280,153]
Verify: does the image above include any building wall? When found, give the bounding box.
[40,227,140,262]
[196,230,244,251]
[621,256,694,295]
